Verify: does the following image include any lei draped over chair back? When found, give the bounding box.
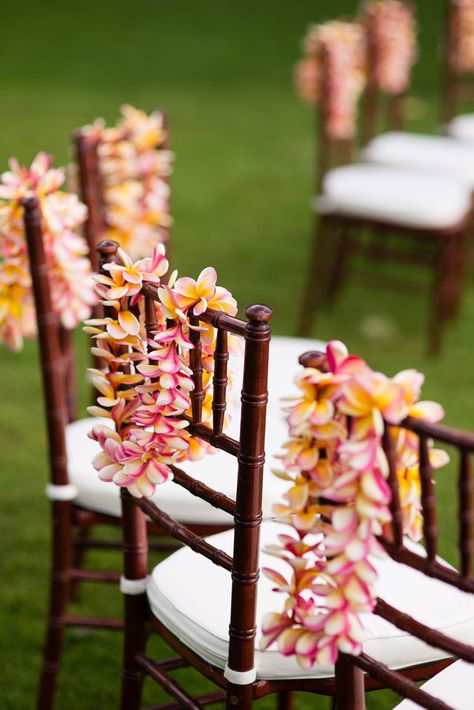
[75,105,173,265]
[444,0,474,121]
[264,344,474,708]
[361,0,417,141]
[86,239,273,701]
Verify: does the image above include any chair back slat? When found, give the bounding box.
[22,197,69,486]
[169,464,236,516]
[137,496,233,571]
[459,449,474,576]
[418,434,438,562]
[189,315,204,423]
[383,426,404,548]
[212,328,229,435]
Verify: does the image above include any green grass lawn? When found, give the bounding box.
[0,0,472,707]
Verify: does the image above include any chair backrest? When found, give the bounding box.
[346,401,474,707]
[443,0,474,121]
[361,0,417,143]
[21,197,112,487]
[108,246,272,681]
[74,108,171,263]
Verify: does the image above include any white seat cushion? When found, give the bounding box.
[446,114,474,144]
[317,163,471,230]
[394,660,474,709]
[147,521,474,681]
[362,131,474,188]
[66,336,325,521]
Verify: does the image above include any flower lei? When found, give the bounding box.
[261,341,448,668]
[294,21,366,140]
[361,0,417,95]
[0,153,94,351]
[84,105,173,260]
[85,245,240,498]
[449,0,474,73]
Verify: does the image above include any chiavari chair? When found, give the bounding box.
[361,0,474,192]
[331,381,474,709]
[297,22,472,355]
[114,342,474,709]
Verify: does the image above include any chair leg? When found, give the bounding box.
[120,594,147,710]
[325,224,354,306]
[277,690,295,710]
[446,230,470,321]
[334,655,366,710]
[225,682,254,709]
[296,216,332,337]
[37,502,73,710]
[428,237,453,356]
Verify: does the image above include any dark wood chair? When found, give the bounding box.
[24,184,323,709]
[113,336,474,709]
[443,0,474,141]
[22,199,243,710]
[331,393,474,709]
[296,23,473,355]
[360,0,474,190]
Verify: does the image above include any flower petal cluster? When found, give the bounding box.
[0,153,94,350]
[83,105,173,260]
[262,341,448,668]
[448,0,474,73]
[86,245,240,498]
[294,21,366,139]
[361,0,417,94]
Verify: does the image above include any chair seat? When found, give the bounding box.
[67,336,325,522]
[446,114,474,144]
[394,659,473,709]
[362,131,474,188]
[147,521,474,681]
[316,163,471,231]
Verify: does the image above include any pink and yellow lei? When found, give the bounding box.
[0,153,94,351]
[295,21,366,140]
[86,244,240,498]
[84,105,173,260]
[261,341,447,668]
[449,0,474,73]
[361,0,417,95]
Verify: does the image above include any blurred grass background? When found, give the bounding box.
[0,0,472,707]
